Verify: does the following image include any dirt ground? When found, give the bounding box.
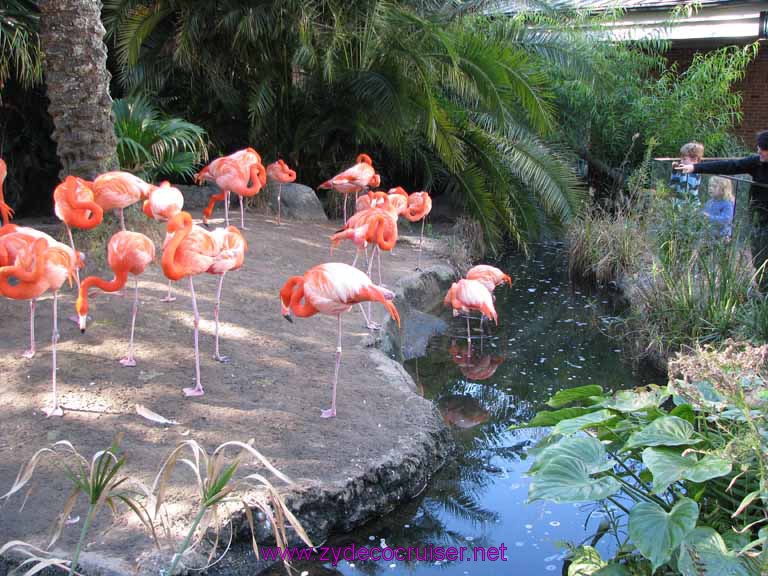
[0,210,446,572]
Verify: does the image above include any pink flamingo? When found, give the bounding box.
[91,171,154,230]
[0,230,79,416]
[319,154,381,224]
[76,231,156,367]
[0,158,14,226]
[0,224,83,360]
[280,262,400,418]
[266,159,297,225]
[143,182,184,301]
[196,148,267,229]
[403,191,433,269]
[53,176,104,288]
[207,225,247,362]
[466,265,512,294]
[444,278,498,349]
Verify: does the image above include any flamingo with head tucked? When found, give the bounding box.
[466,265,513,294]
[91,171,154,230]
[319,154,380,224]
[403,191,432,269]
[206,225,247,362]
[0,230,79,416]
[76,231,155,367]
[53,176,103,289]
[196,147,267,229]
[161,211,229,396]
[0,158,14,226]
[266,159,297,225]
[280,262,400,418]
[444,278,498,348]
[143,181,184,302]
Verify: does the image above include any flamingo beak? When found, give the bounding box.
[78,314,87,333]
[283,313,293,323]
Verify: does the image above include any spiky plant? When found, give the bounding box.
[0,0,42,89]
[0,435,156,575]
[150,439,311,574]
[113,95,209,181]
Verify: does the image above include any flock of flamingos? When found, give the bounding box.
[0,150,511,419]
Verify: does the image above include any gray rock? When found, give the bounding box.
[265,182,327,221]
[174,183,219,210]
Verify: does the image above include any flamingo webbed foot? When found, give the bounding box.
[366,321,382,331]
[183,386,205,397]
[20,349,35,359]
[321,407,337,419]
[214,353,230,363]
[44,406,64,418]
[119,356,137,367]
[160,295,177,303]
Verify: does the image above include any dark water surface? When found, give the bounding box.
[257,242,658,576]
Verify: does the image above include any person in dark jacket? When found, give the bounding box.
[674,130,768,289]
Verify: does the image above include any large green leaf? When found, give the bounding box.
[628,498,699,571]
[553,409,615,436]
[624,416,701,450]
[523,406,600,428]
[599,385,670,412]
[528,456,621,503]
[642,448,732,493]
[547,384,604,408]
[594,566,630,576]
[529,436,614,474]
[567,546,605,576]
[678,527,758,576]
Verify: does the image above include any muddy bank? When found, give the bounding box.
[0,214,456,575]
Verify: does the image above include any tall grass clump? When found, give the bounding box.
[0,434,155,575]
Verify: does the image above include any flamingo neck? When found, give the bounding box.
[76,269,129,318]
[280,277,317,318]
[0,176,12,226]
[0,240,47,299]
[162,212,192,281]
[64,179,104,229]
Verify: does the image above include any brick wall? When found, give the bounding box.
[666,40,768,146]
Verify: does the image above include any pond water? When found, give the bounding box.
[259,241,658,575]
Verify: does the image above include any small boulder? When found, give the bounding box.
[174,183,218,210]
[266,182,328,221]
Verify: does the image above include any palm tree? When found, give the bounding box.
[105,0,589,249]
[38,0,118,178]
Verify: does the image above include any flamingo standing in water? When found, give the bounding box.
[75,231,155,367]
[444,278,498,349]
[91,171,154,230]
[53,176,104,288]
[403,191,432,269]
[319,154,381,224]
[143,182,184,301]
[466,265,512,294]
[280,263,400,418]
[0,230,79,416]
[197,148,267,229]
[0,224,83,358]
[266,159,296,225]
[0,158,14,226]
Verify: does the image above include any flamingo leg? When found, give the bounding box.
[277,183,282,225]
[321,315,342,418]
[352,248,359,268]
[213,272,229,363]
[66,225,81,289]
[364,246,381,330]
[342,193,348,224]
[21,299,36,358]
[416,218,425,270]
[120,278,139,367]
[224,191,230,227]
[44,292,63,417]
[183,276,205,397]
[161,279,176,302]
[239,195,248,230]
[466,315,472,349]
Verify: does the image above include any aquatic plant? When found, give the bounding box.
[519,380,768,574]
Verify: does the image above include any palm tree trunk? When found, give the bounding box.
[38,0,118,179]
